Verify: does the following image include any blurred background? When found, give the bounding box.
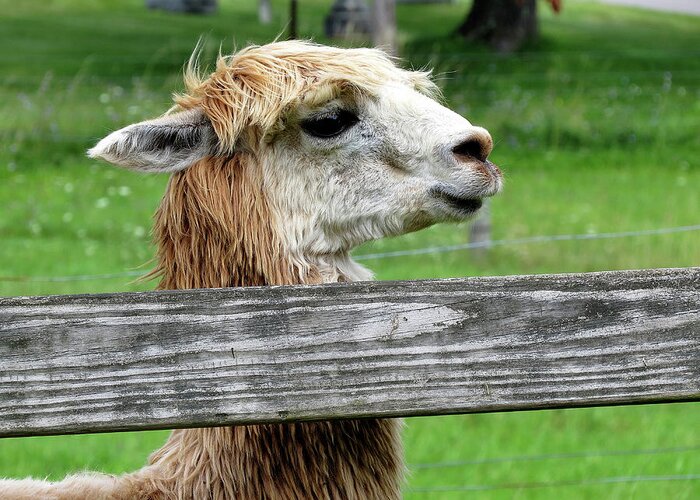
[0,0,698,497]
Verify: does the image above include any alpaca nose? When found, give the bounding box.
[451,128,493,163]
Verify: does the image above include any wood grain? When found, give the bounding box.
[1,267,698,438]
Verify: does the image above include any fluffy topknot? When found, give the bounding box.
[174,40,437,152]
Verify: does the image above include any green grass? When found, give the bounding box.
[0,0,698,497]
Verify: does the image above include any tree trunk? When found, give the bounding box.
[469,199,491,258]
[457,0,537,53]
[325,0,371,38]
[372,0,397,55]
[289,0,298,39]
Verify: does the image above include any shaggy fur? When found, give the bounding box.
[144,152,403,499]
[139,421,403,499]
[1,152,404,500]
[2,40,501,499]
[151,154,302,289]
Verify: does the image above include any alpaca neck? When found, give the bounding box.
[146,154,403,498]
[146,421,403,498]
[152,154,301,289]
[299,252,374,283]
[152,154,374,289]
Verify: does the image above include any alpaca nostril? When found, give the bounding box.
[452,139,487,161]
[452,130,492,163]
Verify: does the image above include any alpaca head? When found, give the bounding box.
[89,41,501,264]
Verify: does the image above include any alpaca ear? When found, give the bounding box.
[88,108,218,173]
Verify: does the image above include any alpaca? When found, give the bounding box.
[1,41,502,499]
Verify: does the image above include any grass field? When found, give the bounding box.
[0,0,698,497]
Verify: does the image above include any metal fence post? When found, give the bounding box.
[469,199,492,255]
[259,0,272,24]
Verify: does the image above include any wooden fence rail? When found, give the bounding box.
[1,267,698,439]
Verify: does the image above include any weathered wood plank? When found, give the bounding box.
[1,267,698,438]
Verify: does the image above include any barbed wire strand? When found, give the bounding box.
[405,474,700,493]
[3,48,700,62]
[355,223,700,261]
[0,270,147,283]
[410,444,700,470]
[1,223,698,283]
[5,69,700,89]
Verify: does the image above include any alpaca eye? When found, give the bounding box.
[301,110,358,138]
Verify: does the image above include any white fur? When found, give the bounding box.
[262,83,501,264]
[89,81,501,272]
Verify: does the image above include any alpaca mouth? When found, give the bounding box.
[430,186,483,214]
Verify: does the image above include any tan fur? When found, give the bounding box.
[0,151,403,500]
[149,154,303,289]
[141,151,402,499]
[134,421,403,499]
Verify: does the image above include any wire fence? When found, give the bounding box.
[407,445,700,493]
[410,444,700,469]
[407,48,700,60]
[1,223,698,283]
[5,68,700,86]
[408,442,700,494]
[357,223,700,260]
[3,48,700,62]
[406,474,700,494]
